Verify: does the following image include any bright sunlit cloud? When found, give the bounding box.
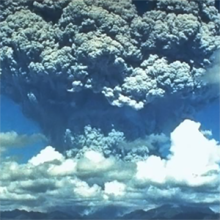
[28,146,64,166]
[136,119,220,186]
[0,119,220,213]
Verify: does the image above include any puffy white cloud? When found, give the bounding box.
[136,156,166,184]
[73,180,102,198]
[76,150,115,174]
[28,146,64,166]
[135,119,220,186]
[84,150,105,163]
[48,159,77,176]
[167,119,220,185]
[0,119,220,213]
[104,181,126,197]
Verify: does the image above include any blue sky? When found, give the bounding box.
[0,94,219,163]
[194,99,220,142]
[0,94,220,214]
[0,95,46,163]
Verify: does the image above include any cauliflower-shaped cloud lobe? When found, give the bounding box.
[0,0,220,155]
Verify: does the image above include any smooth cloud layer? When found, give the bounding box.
[0,119,220,214]
[0,131,46,157]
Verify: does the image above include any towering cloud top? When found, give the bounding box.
[0,0,220,216]
[1,0,219,106]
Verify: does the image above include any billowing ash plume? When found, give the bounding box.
[0,0,220,215]
[0,0,220,158]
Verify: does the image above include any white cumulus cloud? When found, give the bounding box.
[136,119,220,187]
[0,119,220,213]
[28,146,64,166]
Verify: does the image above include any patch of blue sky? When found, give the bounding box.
[0,95,46,163]
[194,99,220,142]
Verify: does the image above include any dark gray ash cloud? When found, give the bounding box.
[0,0,219,155]
[0,0,220,214]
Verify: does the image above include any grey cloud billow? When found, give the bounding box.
[0,0,220,156]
